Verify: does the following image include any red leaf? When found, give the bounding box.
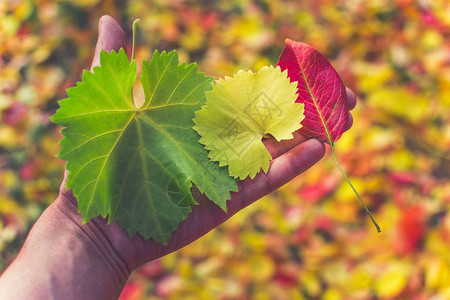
[138,261,165,279]
[395,206,426,255]
[119,281,143,300]
[297,176,339,203]
[19,161,35,180]
[2,102,28,126]
[277,39,349,144]
[274,265,299,288]
[277,40,381,233]
[389,171,417,186]
[315,214,334,232]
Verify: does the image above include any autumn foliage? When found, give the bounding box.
[1,1,449,299]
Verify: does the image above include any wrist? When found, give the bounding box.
[53,190,134,281]
[0,192,132,300]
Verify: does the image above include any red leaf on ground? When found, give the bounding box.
[19,161,35,180]
[390,171,417,186]
[315,214,334,232]
[274,265,299,288]
[138,261,165,279]
[2,102,28,126]
[277,39,349,144]
[395,206,426,255]
[119,281,143,300]
[297,176,339,203]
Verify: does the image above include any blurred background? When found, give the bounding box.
[1,0,450,299]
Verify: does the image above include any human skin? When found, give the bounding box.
[0,15,357,300]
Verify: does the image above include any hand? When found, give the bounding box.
[0,15,357,300]
[55,15,357,269]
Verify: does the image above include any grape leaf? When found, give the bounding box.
[193,66,304,179]
[277,39,349,144]
[51,48,238,244]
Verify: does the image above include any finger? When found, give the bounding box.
[230,139,325,212]
[346,87,356,110]
[91,15,126,71]
[61,16,126,192]
[344,112,353,131]
[263,131,307,159]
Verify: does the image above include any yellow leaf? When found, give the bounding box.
[14,1,34,20]
[300,272,321,297]
[0,196,21,215]
[388,149,415,171]
[0,15,19,37]
[248,255,275,283]
[367,88,429,123]
[0,127,18,149]
[374,263,410,298]
[348,264,373,294]
[424,258,450,290]
[353,62,393,92]
[180,24,205,51]
[193,66,303,179]
[322,288,343,300]
[421,29,443,50]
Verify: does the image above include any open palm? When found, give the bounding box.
[55,15,356,271]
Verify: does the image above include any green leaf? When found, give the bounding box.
[193,66,304,179]
[51,49,237,244]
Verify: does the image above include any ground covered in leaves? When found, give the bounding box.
[1,1,449,299]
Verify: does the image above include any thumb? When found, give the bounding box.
[91,15,127,71]
[59,16,127,200]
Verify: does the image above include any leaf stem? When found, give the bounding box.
[132,19,140,61]
[329,144,381,233]
[297,59,380,232]
[131,19,140,108]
